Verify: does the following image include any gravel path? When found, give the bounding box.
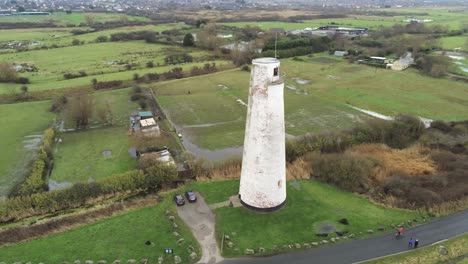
[176,194,223,264]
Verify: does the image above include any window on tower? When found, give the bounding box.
[273,67,279,77]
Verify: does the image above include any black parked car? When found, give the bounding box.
[185,190,197,203]
[174,194,185,206]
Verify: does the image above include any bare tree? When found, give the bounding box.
[96,100,114,126]
[197,23,220,50]
[84,14,95,25]
[0,63,17,82]
[65,90,95,129]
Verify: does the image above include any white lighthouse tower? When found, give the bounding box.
[239,57,286,211]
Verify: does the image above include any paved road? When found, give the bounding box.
[221,209,468,264]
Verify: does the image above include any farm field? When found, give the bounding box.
[441,36,468,51]
[0,196,200,263]
[0,100,54,197]
[51,126,137,184]
[154,55,468,150]
[155,68,369,150]
[0,23,187,50]
[0,12,150,25]
[222,8,468,31]
[0,41,225,93]
[191,180,418,257]
[51,88,139,184]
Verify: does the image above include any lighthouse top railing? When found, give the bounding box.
[270,73,286,85]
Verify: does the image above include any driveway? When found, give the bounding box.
[176,194,223,264]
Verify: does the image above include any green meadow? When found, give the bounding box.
[189,180,418,257]
[154,55,468,150]
[0,23,186,50]
[51,126,137,184]
[223,8,468,31]
[0,41,224,93]
[441,36,468,51]
[0,12,150,25]
[0,196,200,263]
[50,88,139,184]
[0,100,54,197]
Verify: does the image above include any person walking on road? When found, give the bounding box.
[414,239,419,248]
[408,237,414,248]
[398,227,404,235]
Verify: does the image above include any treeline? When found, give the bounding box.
[9,128,55,197]
[0,22,56,29]
[262,36,332,58]
[110,30,159,42]
[0,164,177,222]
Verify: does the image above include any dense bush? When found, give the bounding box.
[130,93,147,101]
[164,53,193,65]
[286,115,425,162]
[10,128,55,197]
[1,163,178,222]
[93,80,123,90]
[63,71,87,80]
[310,153,377,193]
[110,30,158,42]
[95,35,109,42]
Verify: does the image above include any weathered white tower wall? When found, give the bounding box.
[239,57,286,211]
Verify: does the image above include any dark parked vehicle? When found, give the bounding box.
[174,194,185,206]
[185,190,197,202]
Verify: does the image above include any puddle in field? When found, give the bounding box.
[48,180,73,191]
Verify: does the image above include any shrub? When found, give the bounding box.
[63,71,87,80]
[146,61,154,68]
[71,39,80,45]
[16,77,29,84]
[241,64,250,71]
[93,80,123,90]
[138,98,148,109]
[132,84,142,93]
[95,35,108,42]
[310,153,376,193]
[17,159,46,196]
[145,164,178,190]
[130,93,146,101]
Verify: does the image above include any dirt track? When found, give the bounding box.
[176,194,223,264]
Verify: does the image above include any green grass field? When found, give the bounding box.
[222,8,468,31]
[0,12,150,26]
[51,88,140,183]
[0,100,54,197]
[192,180,418,257]
[51,127,137,184]
[0,41,222,93]
[0,23,186,50]
[154,55,468,150]
[441,36,468,51]
[0,196,200,263]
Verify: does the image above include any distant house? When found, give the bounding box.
[369,56,394,64]
[140,149,175,167]
[387,52,414,71]
[220,41,262,53]
[138,111,153,120]
[334,51,348,57]
[139,117,160,136]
